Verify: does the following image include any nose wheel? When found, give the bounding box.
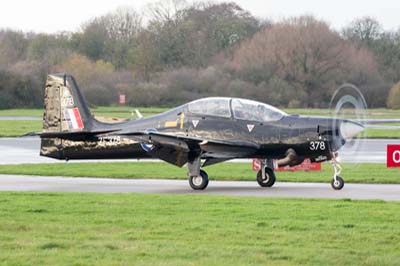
[331,175,344,190]
[331,154,344,190]
[256,159,276,187]
[257,167,276,187]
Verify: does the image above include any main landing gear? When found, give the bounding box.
[256,159,276,188]
[186,155,344,190]
[189,170,209,190]
[187,155,209,190]
[331,153,344,190]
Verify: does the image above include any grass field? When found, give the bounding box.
[0,106,165,119]
[0,109,43,117]
[0,192,399,265]
[0,120,42,137]
[1,107,399,138]
[361,128,400,138]
[0,162,399,184]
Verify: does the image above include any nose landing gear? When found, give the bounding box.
[256,159,276,187]
[331,154,344,190]
[257,167,276,187]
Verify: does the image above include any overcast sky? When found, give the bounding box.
[1,0,399,33]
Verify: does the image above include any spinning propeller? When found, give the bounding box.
[329,83,368,164]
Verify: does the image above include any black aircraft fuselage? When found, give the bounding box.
[40,74,364,190]
[57,106,339,161]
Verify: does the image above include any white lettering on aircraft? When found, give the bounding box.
[99,136,121,145]
[61,96,74,107]
[310,141,326,151]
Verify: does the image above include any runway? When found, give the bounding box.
[0,174,399,201]
[0,137,398,164]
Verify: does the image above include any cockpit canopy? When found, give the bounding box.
[188,98,231,118]
[188,97,286,122]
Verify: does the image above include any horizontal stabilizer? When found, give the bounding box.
[40,129,120,140]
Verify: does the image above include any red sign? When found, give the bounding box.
[252,159,321,171]
[119,94,126,105]
[276,159,321,171]
[252,159,261,171]
[387,145,400,168]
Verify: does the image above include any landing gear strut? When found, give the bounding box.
[256,159,276,187]
[187,154,209,190]
[331,154,344,190]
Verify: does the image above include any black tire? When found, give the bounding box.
[257,167,276,187]
[331,176,344,190]
[189,170,209,190]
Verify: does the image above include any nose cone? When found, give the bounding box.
[340,121,364,139]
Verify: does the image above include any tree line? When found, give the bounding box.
[1,0,400,109]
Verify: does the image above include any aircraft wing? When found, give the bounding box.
[39,128,259,167]
[118,131,259,167]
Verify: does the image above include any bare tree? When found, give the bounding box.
[104,8,142,43]
[146,0,187,26]
[342,16,382,45]
[0,30,28,67]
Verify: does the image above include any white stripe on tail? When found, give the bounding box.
[64,107,84,130]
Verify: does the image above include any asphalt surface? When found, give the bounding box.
[0,137,398,164]
[0,174,399,201]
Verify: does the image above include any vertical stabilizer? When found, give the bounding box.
[41,73,95,158]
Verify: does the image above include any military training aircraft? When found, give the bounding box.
[40,73,365,190]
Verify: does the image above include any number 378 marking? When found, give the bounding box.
[310,141,326,151]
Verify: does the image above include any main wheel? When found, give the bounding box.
[257,167,276,187]
[189,170,209,190]
[331,176,344,190]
